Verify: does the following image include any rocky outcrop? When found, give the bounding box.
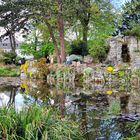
[106,36,140,68]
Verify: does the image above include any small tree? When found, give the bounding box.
[89,39,109,62]
[20,42,54,59]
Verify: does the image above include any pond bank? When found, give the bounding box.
[0,77,20,86]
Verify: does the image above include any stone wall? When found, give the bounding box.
[106,36,140,68]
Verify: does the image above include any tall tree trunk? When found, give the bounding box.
[12,34,16,53]
[45,21,61,63]
[79,0,90,50]
[82,24,88,47]
[57,0,66,63]
[9,34,14,52]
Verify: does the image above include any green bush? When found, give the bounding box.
[3,51,17,64]
[70,40,88,57]
[89,39,109,62]
[20,42,54,59]
[0,105,85,140]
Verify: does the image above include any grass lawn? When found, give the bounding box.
[0,66,19,77]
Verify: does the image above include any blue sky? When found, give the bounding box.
[111,0,130,9]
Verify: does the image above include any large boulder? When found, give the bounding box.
[69,54,82,62]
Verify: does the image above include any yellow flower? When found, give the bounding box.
[20,61,28,74]
[23,61,28,74]
[106,90,113,95]
[106,66,113,72]
[20,64,24,70]
[30,70,32,77]
[20,80,28,93]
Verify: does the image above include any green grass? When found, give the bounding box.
[0,67,19,77]
[0,105,85,140]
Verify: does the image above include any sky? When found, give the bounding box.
[111,0,130,9]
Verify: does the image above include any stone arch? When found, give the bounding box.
[121,44,130,63]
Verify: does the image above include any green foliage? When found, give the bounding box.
[125,121,140,139]
[88,39,109,62]
[70,40,88,56]
[133,68,140,77]
[124,22,140,38]
[20,42,54,59]
[83,67,93,76]
[83,67,93,80]
[118,0,140,36]
[0,67,18,77]
[0,105,84,140]
[3,52,17,64]
[87,1,115,62]
[0,49,4,63]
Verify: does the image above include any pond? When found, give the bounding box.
[0,79,140,140]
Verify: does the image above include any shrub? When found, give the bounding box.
[34,58,50,78]
[20,42,54,59]
[3,51,17,64]
[70,40,88,56]
[89,39,109,62]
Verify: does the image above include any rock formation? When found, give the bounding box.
[106,36,140,68]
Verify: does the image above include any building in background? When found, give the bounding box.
[0,36,22,54]
[0,27,33,59]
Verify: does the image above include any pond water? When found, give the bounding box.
[0,79,140,140]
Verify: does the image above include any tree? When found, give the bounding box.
[20,21,54,59]
[57,0,66,62]
[116,0,140,36]
[25,0,66,63]
[65,0,115,61]
[0,0,30,53]
[0,0,116,63]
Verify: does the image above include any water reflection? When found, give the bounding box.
[0,80,140,139]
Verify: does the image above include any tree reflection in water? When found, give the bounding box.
[0,80,140,139]
[0,85,18,108]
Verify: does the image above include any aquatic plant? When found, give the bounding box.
[108,100,120,115]
[83,67,93,82]
[0,105,85,140]
[124,121,140,139]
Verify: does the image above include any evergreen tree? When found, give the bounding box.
[116,0,140,37]
[0,0,30,52]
